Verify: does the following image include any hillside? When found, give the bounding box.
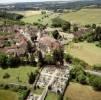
[60,8,101,25]
[21,8,101,26]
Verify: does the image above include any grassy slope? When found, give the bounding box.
[66,42,101,66]
[22,9,101,25]
[21,13,59,26]
[0,66,38,85]
[0,90,18,100]
[33,88,43,95]
[64,82,101,100]
[8,10,42,17]
[45,91,60,100]
[60,9,101,25]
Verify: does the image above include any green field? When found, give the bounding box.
[22,9,101,26]
[8,10,42,17]
[45,91,61,100]
[21,12,59,25]
[65,42,101,66]
[64,82,101,100]
[33,88,43,95]
[60,9,101,25]
[0,66,38,85]
[0,90,18,100]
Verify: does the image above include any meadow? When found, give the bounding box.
[64,82,101,100]
[65,42,101,66]
[21,9,101,26]
[60,9,101,25]
[21,12,59,26]
[45,91,61,100]
[0,66,38,86]
[0,90,18,100]
[8,10,42,17]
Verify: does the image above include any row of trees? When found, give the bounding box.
[38,49,64,66]
[85,26,101,47]
[51,17,71,32]
[0,11,24,20]
[64,53,101,91]
[28,71,39,84]
[73,24,101,47]
[0,53,20,69]
[70,65,101,91]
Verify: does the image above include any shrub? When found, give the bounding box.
[4,85,9,89]
[89,75,101,91]
[44,54,54,64]
[64,53,88,68]
[93,64,101,71]
[52,30,59,39]
[64,53,73,64]
[51,17,62,27]
[62,22,71,32]
[73,26,78,32]
[48,85,52,90]
[92,24,96,29]
[70,65,88,84]
[3,73,10,79]
[85,24,91,28]
[96,41,101,48]
[77,73,87,84]
[28,72,37,84]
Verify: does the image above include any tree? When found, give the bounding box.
[94,26,101,41]
[44,54,53,64]
[73,26,78,32]
[89,75,101,91]
[70,65,87,84]
[53,49,64,65]
[3,73,10,79]
[77,73,87,84]
[28,72,36,84]
[52,30,59,39]
[0,11,23,20]
[64,53,73,64]
[27,41,33,53]
[85,24,91,28]
[6,55,20,67]
[62,22,71,32]
[92,24,96,29]
[51,17,62,27]
[41,11,46,15]
[0,53,8,68]
[37,51,43,67]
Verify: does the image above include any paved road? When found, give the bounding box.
[65,61,101,77]
[38,69,58,100]
[85,70,101,77]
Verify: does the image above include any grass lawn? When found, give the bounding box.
[22,9,101,26]
[45,91,61,100]
[33,88,43,95]
[65,42,101,66]
[22,13,59,26]
[0,66,38,85]
[64,82,101,100]
[60,9,101,25]
[8,10,42,17]
[0,89,18,100]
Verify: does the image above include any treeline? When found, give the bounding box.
[0,52,20,69]
[64,53,101,91]
[0,83,30,100]
[73,24,101,47]
[0,11,23,20]
[51,17,71,32]
[1,0,101,11]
